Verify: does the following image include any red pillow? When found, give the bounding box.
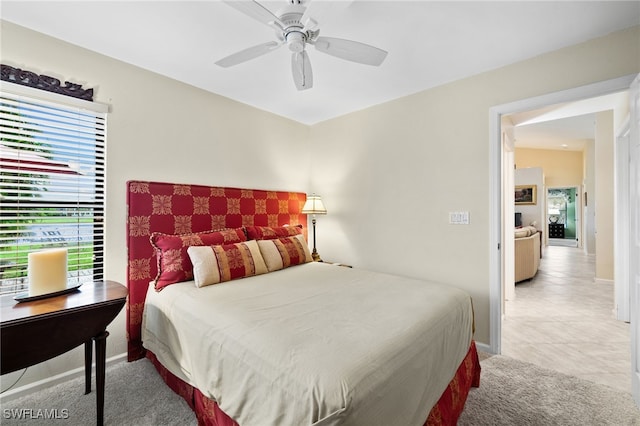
[151,228,246,290]
[245,225,302,240]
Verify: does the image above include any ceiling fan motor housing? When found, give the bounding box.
[277,7,314,52]
[286,31,305,52]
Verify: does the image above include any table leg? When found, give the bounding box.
[94,330,109,426]
[84,341,92,395]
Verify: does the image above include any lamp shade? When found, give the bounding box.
[301,194,327,215]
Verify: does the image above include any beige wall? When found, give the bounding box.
[515,148,584,188]
[309,26,639,347]
[514,167,545,231]
[1,19,639,393]
[595,111,615,281]
[0,20,310,391]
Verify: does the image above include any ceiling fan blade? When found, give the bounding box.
[215,41,282,68]
[313,36,387,66]
[222,0,284,30]
[291,51,313,91]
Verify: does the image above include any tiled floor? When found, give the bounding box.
[502,245,631,394]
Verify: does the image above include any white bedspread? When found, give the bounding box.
[142,262,473,426]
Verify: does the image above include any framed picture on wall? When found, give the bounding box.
[515,185,537,205]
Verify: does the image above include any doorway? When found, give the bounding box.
[488,75,637,393]
[547,187,580,247]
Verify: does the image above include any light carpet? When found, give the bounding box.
[459,355,639,426]
[1,355,639,425]
[1,359,196,425]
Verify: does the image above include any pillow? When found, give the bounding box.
[514,226,539,238]
[151,227,246,290]
[245,224,302,240]
[187,240,268,287]
[257,234,313,272]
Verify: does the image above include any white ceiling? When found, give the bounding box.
[1,1,638,125]
[510,91,629,151]
[514,113,596,151]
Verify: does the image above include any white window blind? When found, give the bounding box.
[0,87,107,295]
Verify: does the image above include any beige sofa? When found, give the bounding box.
[515,226,541,283]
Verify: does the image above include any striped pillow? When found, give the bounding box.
[257,234,312,272]
[187,240,267,287]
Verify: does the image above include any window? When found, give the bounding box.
[0,85,107,295]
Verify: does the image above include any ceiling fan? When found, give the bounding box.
[215,0,388,90]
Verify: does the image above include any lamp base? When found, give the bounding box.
[311,250,322,262]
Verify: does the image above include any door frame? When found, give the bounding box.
[488,74,637,355]
[628,74,639,406]
[615,117,631,322]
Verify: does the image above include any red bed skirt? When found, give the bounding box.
[146,340,480,426]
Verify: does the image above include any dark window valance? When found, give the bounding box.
[1,64,94,101]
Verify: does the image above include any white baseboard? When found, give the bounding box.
[0,352,127,403]
[475,341,492,354]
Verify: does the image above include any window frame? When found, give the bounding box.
[0,82,109,296]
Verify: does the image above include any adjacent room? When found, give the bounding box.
[503,93,632,393]
[1,1,639,424]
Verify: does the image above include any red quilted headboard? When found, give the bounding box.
[126,180,307,361]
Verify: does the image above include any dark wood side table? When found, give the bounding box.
[0,280,127,426]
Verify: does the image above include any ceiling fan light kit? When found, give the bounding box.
[286,31,305,53]
[216,0,388,91]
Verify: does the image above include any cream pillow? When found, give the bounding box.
[257,234,313,272]
[524,225,538,234]
[187,239,268,287]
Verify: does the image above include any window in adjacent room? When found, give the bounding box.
[0,84,108,295]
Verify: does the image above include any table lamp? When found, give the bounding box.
[301,194,327,261]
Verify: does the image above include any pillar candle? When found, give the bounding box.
[27,248,68,296]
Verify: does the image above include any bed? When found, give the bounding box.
[126,180,480,426]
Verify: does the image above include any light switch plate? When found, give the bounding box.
[449,211,470,225]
